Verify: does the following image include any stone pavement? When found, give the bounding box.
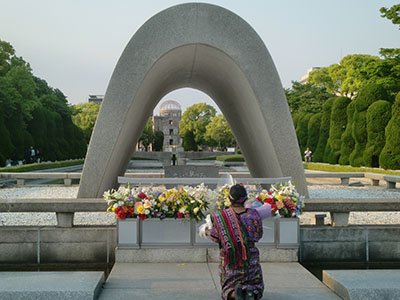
[98,262,341,300]
[0,271,104,300]
[323,269,400,300]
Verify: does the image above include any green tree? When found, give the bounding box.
[327,96,351,163]
[0,39,87,162]
[380,4,400,29]
[339,101,356,165]
[153,130,164,151]
[71,102,101,143]
[205,114,235,150]
[364,100,392,167]
[139,118,154,151]
[380,92,400,169]
[179,103,216,148]
[182,130,197,151]
[285,81,333,115]
[308,55,383,97]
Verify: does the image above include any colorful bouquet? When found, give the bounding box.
[251,181,305,218]
[214,181,305,218]
[104,184,209,221]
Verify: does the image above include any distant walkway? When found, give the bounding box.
[98,262,340,300]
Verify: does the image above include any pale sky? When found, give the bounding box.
[1,0,398,115]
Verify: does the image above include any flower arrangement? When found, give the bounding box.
[104,184,209,221]
[251,181,305,218]
[214,181,305,218]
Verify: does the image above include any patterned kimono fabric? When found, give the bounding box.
[211,208,264,300]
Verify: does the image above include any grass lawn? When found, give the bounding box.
[0,159,84,173]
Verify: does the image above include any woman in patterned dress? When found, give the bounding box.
[206,184,264,300]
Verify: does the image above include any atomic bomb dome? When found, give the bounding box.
[160,100,181,115]
[153,100,182,149]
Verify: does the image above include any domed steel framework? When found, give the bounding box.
[160,100,181,114]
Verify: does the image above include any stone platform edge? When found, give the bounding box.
[116,247,298,263]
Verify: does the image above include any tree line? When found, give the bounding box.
[288,4,400,170]
[0,40,86,166]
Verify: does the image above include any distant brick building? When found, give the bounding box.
[153,100,182,150]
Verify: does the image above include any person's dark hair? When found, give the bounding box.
[229,184,247,204]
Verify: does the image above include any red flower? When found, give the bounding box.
[266,198,274,205]
[271,204,278,213]
[177,212,184,218]
[118,211,127,219]
[138,214,147,220]
[127,206,134,217]
[138,193,147,199]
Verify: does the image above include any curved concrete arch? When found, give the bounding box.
[78,3,308,198]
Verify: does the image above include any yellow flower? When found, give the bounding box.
[137,206,145,214]
[144,201,151,209]
[275,194,285,201]
[193,207,199,214]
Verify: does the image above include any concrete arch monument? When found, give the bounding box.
[78,3,309,198]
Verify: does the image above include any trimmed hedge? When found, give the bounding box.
[349,110,367,166]
[354,83,389,112]
[363,100,392,167]
[306,113,322,157]
[295,112,313,154]
[303,162,400,176]
[0,159,84,173]
[313,98,335,162]
[216,154,244,162]
[339,101,355,165]
[350,83,390,167]
[328,96,351,164]
[380,92,400,169]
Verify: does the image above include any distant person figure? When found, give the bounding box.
[304,147,312,162]
[30,146,35,163]
[206,184,264,300]
[171,154,177,166]
[35,149,40,163]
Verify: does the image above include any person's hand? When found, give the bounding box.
[206,229,219,243]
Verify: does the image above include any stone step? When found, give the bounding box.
[323,270,400,300]
[0,271,104,300]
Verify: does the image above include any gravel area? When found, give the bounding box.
[1,185,400,226]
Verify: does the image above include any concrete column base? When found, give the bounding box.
[371,179,380,186]
[387,181,396,189]
[64,178,72,186]
[56,212,74,227]
[340,178,349,185]
[331,212,349,226]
